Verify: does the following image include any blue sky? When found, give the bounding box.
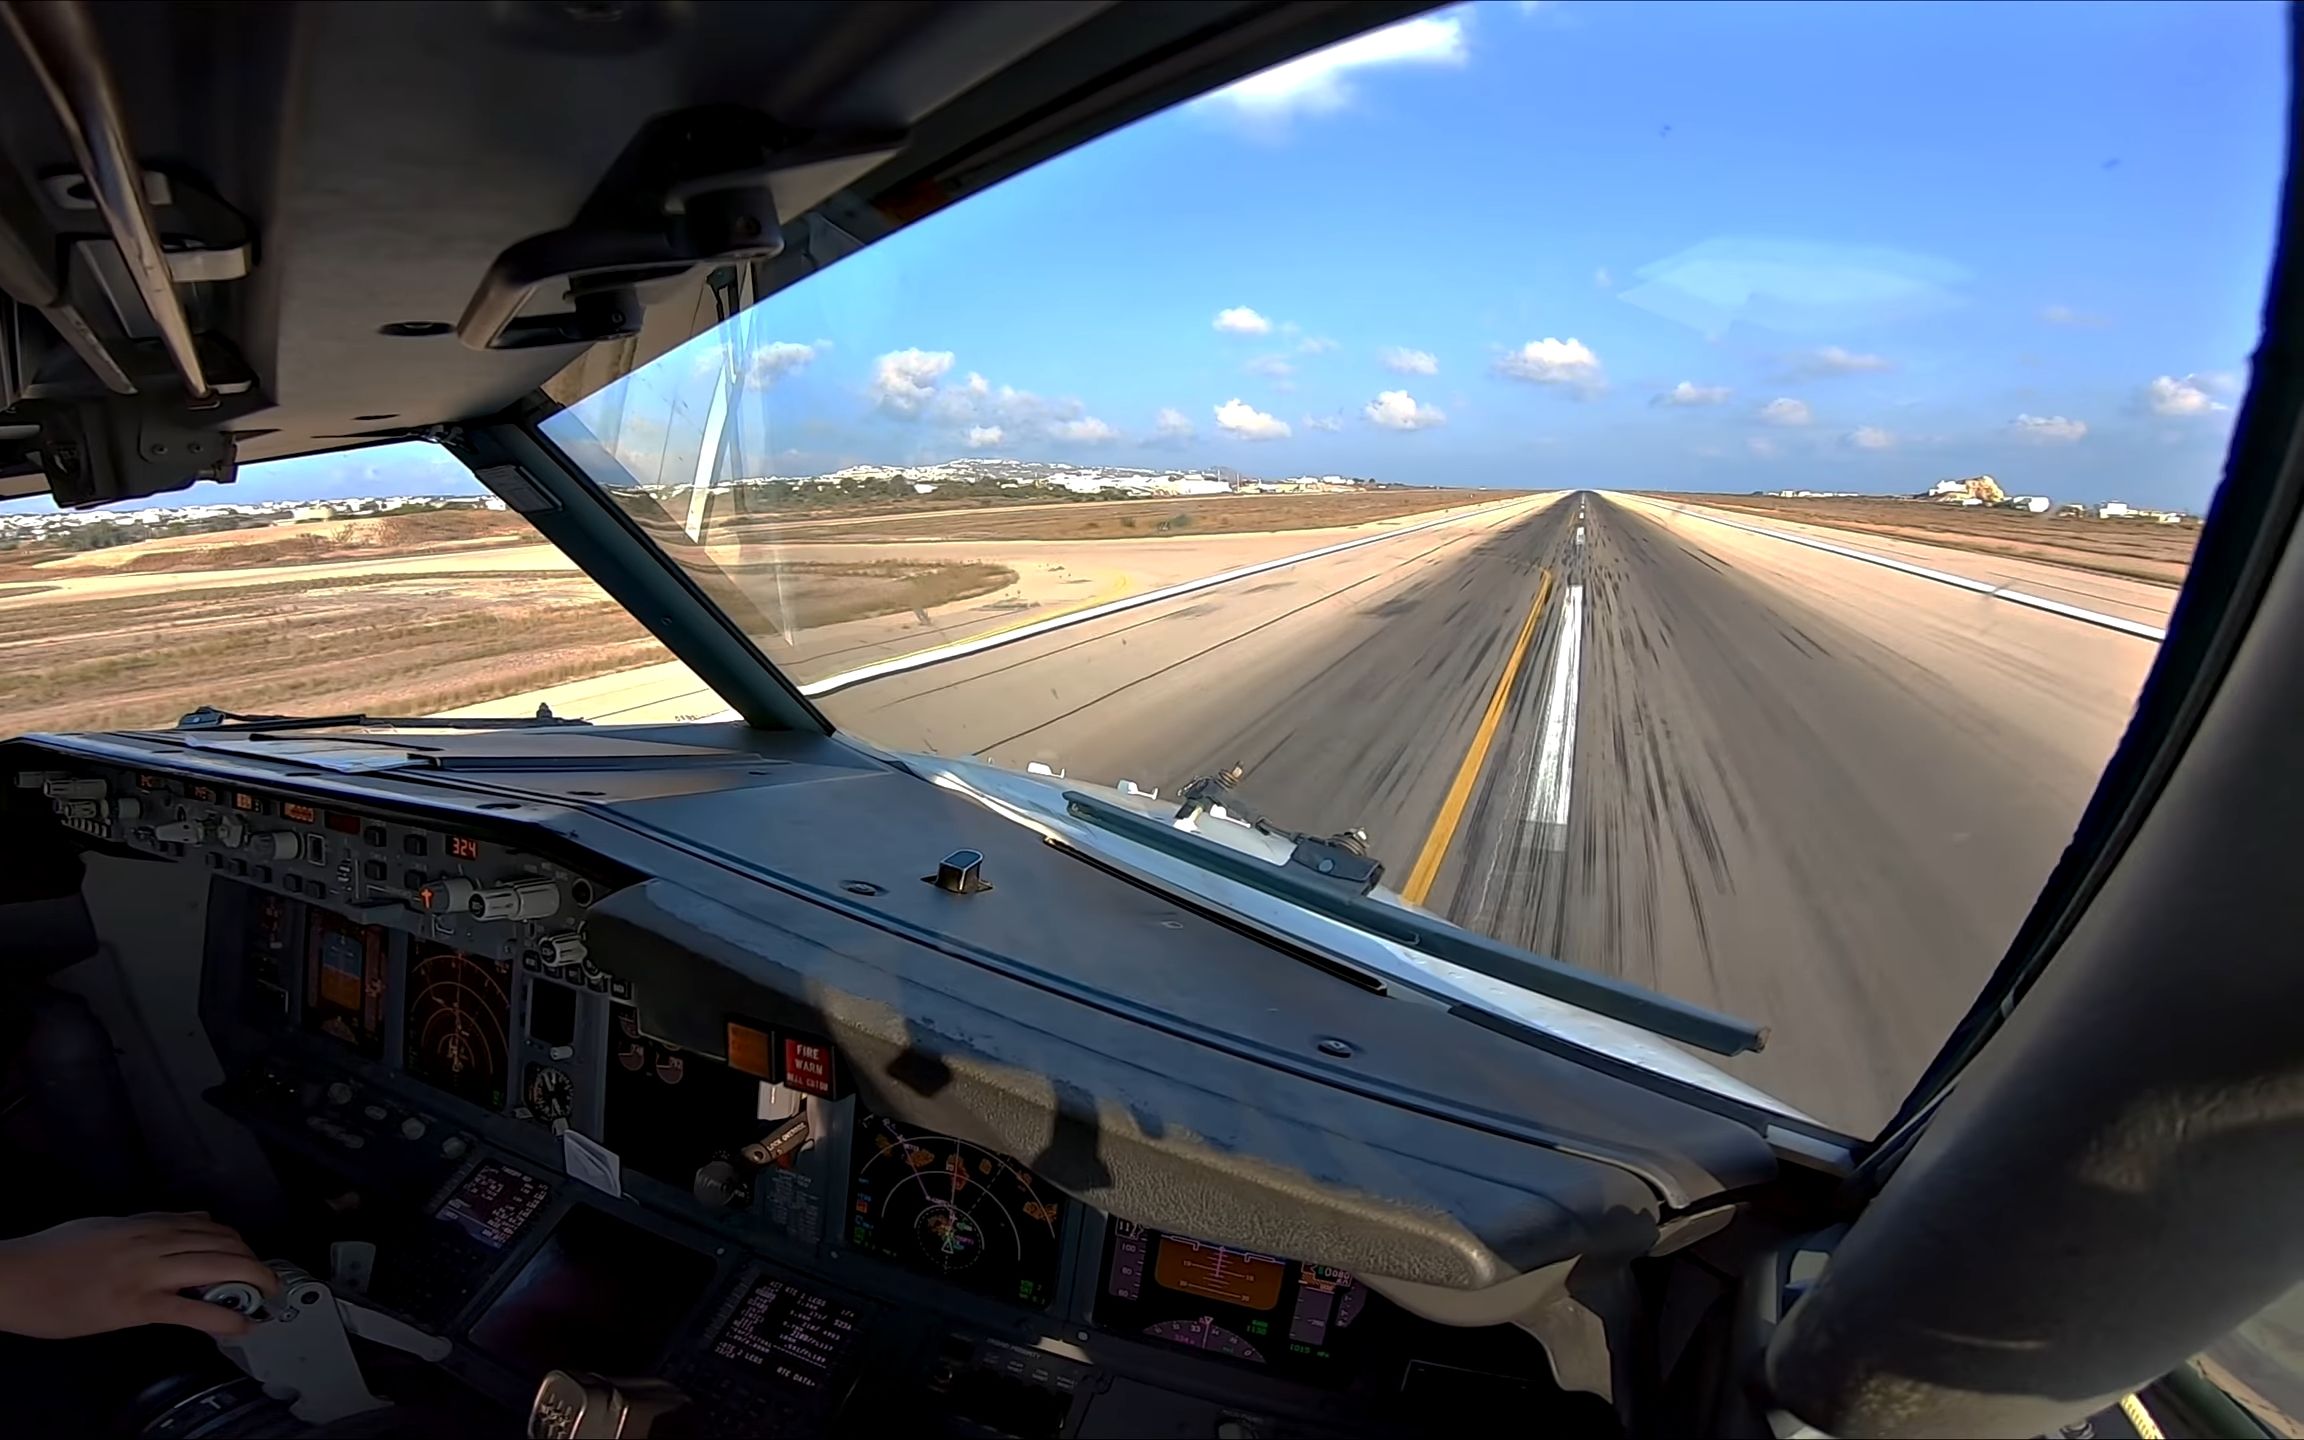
[21,0,2288,513]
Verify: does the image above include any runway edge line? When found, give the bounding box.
[796,495,1544,697]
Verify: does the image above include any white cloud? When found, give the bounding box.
[2011,413,2088,443]
[1846,425,1896,450]
[1363,389,1447,431]
[1303,414,1344,432]
[2040,304,2109,328]
[1655,381,1731,407]
[1247,354,1295,381]
[1381,346,1439,376]
[966,425,1005,448]
[1214,306,1274,336]
[1758,397,1813,427]
[1297,335,1339,355]
[1049,417,1119,445]
[742,341,817,389]
[868,348,954,415]
[1214,398,1291,440]
[1747,436,1780,459]
[2145,374,2231,417]
[1495,337,1603,392]
[1782,345,1893,378]
[1153,407,1195,441]
[1206,14,1468,122]
[1593,267,1614,290]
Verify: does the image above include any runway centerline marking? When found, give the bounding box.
[1636,497,2167,642]
[1527,581,1584,844]
[1400,566,1556,905]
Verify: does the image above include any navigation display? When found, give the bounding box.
[405,944,513,1110]
[707,1274,863,1395]
[302,911,386,1056]
[467,1207,715,1380]
[436,1162,551,1251]
[1096,1220,1369,1379]
[846,1111,1066,1310]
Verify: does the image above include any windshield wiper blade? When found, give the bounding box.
[174,704,591,733]
[1063,790,1767,1058]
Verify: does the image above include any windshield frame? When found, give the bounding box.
[444,409,835,737]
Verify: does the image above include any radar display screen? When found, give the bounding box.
[846,1111,1066,1310]
[302,911,387,1056]
[1094,1220,1369,1379]
[405,944,513,1110]
[705,1274,863,1395]
[437,1162,552,1250]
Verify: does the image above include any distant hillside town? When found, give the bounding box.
[1762,475,2194,525]
[615,456,1383,507]
[0,492,505,549]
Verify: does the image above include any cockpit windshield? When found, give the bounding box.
[537,2,2280,1135]
[0,3,2278,1141]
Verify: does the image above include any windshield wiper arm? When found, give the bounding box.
[174,704,591,734]
[1063,790,1766,1057]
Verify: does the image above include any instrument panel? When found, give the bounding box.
[18,749,1573,1437]
[1097,1221,1368,1378]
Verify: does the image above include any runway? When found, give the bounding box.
[821,490,2159,1135]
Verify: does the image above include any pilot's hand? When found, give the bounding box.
[0,1212,280,1339]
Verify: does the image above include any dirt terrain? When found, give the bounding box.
[646,487,1516,545]
[1646,493,2199,586]
[3,509,538,578]
[0,556,1013,734]
[0,486,1513,734]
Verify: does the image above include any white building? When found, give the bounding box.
[2099,501,2135,519]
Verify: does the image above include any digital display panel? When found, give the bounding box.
[302,911,386,1056]
[405,943,513,1110]
[707,1275,863,1394]
[466,1207,715,1380]
[281,802,318,824]
[449,834,481,861]
[232,791,263,814]
[1095,1220,1369,1379]
[325,810,362,835]
[190,783,219,803]
[846,1111,1066,1310]
[435,1162,551,1251]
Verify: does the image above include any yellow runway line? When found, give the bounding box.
[1399,567,1556,905]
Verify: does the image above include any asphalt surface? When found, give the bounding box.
[825,490,2159,1135]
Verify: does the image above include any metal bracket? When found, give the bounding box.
[456,107,903,351]
[37,398,236,507]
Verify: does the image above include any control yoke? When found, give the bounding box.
[199,1258,451,1424]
